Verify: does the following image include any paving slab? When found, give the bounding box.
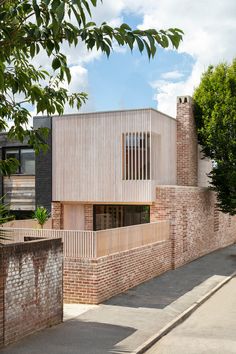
[1,244,236,354]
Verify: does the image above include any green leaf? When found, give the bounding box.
[56,2,65,22]
[85,21,96,28]
[30,44,35,58]
[120,23,132,31]
[32,0,40,20]
[81,0,92,17]
[64,67,71,83]
[143,39,151,59]
[135,37,144,53]
[52,57,61,70]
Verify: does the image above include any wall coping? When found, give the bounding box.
[0,238,62,256]
[156,185,210,191]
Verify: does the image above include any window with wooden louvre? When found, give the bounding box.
[122,132,150,180]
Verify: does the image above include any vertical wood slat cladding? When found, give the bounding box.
[52,109,177,203]
[150,110,177,185]
[63,204,85,230]
[3,176,35,210]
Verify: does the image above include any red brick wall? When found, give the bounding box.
[52,201,63,229]
[0,239,63,347]
[151,185,236,269]
[84,204,93,230]
[63,185,236,305]
[176,96,198,186]
[64,240,172,304]
[0,253,4,347]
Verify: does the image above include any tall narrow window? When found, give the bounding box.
[122,132,150,180]
[5,149,20,173]
[20,149,35,175]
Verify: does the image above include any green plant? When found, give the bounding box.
[194,58,236,214]
[33,206,50,229]
[0,195,15,244]
[0,195,14,225]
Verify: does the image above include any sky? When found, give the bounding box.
[35,0,236,118]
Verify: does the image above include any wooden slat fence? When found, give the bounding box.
[1,221,170,259]
[96,221,170,257]
[1,228,96,259]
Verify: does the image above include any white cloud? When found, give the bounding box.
[161,70,184,80]
[95,0,236,116]
[61,65,92,114]
[131,0,236,116]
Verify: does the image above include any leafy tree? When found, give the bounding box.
[193,59,236,214]
[0,0,183,173]
[33,206,50,229]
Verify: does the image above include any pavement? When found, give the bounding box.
[145,276,236,354]
[1,244,236,354]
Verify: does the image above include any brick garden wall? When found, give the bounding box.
[62,185,236,305]
[151,186,236,269]
[0,238,63,347]
[64,240,172,304]
[0,259,4,347]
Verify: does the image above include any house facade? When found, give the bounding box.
[0,95,213,226]
[50,95,212,231]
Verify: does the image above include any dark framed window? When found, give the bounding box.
[4,147,35,175]
[93,205,150,231]
[4,149,20,173]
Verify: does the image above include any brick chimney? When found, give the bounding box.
[176,96,198,186]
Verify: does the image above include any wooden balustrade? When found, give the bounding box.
[1,221,170,258]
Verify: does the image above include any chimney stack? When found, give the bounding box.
[176,96,198,186]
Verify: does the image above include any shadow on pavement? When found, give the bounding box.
[0,319,135,354]
[105,244,236,309]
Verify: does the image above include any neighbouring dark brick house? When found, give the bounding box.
[0,116,52,218]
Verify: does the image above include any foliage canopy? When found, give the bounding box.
[194,59,236,214]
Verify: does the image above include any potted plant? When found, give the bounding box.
[33,206,50,229]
